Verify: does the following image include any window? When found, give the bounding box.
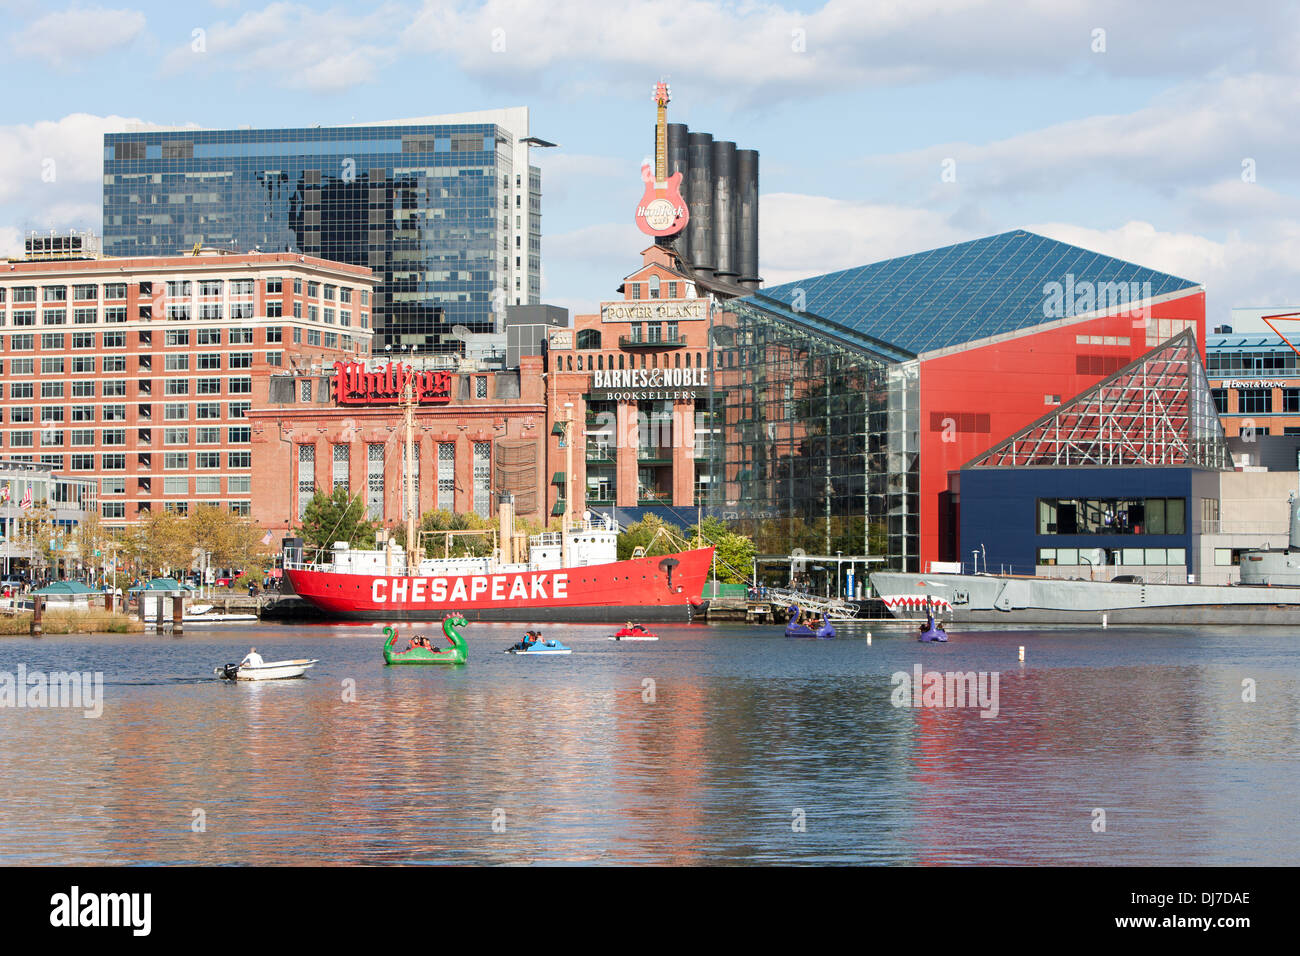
[230,328,253,344]
[266,326,283,344]
[300,380,312,402]
[104,283,126,300]
[11,383,33,399]
[228,402,251,419]
[231,279,253,297]
[72,381,95,397]
[166,329,190,346]
[103,381,126,397]
[266,301,282,318]
[166,380,191,395]
[196,426,219,444]
[103,331,126,348]
[43,285,67,302]
[165,354,190,371]
[71,429,94,446]
[10,407,33,423]
[197,452,220,469]
[195,402,220,419]
[323,332,337,348]
[197,353,221,370]
[12,311,35,327]
[72,331,95,349]
[199,304,221,321]
[1239,388,1272,415]
[197,378,221,394]
[11,358,33,375]
[166,281,191,298]
[164,453,188,469]
[195,476,221,495]
[308,306,319,323]
[104,307,127,323]
[324,308,336,325]
[102,453,125,470]
[473,441,491,518]
[74,309,97,325]
[71,454,95,471]
[71,406,93,422]
[41,382,64,399]
[103,356,126,372]
[229,451,251,468]
[266,277,282,294]
[475,376,488,399]
[267,351,282,366]
[102,478,126,495]
[40,406,64,423]
[197,327,221,345]
[40,429,63,447]
[230,352,252,369]
[164,476,189,495]
[9,432,32,448]
[199,280,223,297]
[102,429,126,445]
[41,357,64,375]
[102,501,126,519]
[307,282,320,298]
[164,428,189,445]
[307,329,321,346]
[1037,497,1186,536]
[332,443,349,492]
[41,333,64,349]
[227,426,250,443]
[229,476,251,494]
[12,287,36,303]
[103,405,126,421]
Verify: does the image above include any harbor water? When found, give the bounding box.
[0,621,1296,865]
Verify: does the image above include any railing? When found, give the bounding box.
[762,587,860,619]
[618,335,686,348]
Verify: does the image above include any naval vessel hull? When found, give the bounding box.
[869,571,1300,626]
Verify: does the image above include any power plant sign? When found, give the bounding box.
[635,81,690,238]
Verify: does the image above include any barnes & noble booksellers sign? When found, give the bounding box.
[589,366,709,401]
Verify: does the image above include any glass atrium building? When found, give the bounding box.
[103,109,545,349]
[705,230,1208,572]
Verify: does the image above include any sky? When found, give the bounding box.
[4,0,1300,326]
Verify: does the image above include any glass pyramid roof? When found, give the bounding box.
[966,330,1233,469]
[744,230,1200,356]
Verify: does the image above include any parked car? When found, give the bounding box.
[214,571,246,588]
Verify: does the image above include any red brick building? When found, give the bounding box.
[247,355,549,536]
[0,250,374,530]
[544,245,716,523]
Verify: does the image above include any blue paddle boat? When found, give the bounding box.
[918,608,948,643]
[784,606,836,639]
[505,631,572,655]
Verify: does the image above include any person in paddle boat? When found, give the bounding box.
[241,647,264,667]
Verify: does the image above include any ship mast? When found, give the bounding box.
[561,402,573,567]
[404,374,418,574]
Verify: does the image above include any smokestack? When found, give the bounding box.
[666,123,691,264]
[712,141,738,281]
[687,132,714,277]
[737,149,760,289]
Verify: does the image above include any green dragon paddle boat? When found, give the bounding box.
[383,614,468,665]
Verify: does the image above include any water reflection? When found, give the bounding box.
[0,624,1295,864]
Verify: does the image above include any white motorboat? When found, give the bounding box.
[607,635,658,641]
[186,604,259,624]
[215,659,319,681]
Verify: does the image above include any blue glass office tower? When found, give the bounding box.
[103,108,544,349]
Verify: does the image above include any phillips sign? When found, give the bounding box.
[332,361,453,405]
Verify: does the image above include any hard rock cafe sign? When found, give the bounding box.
[634,81,689,238]
[332,361,452,405]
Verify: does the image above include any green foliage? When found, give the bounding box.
[616,514,685,562]
[296,488,379,550]
[687,516,757,584]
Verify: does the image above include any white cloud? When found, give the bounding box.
[160,2,398,94]
[0,114,182,253]
[758,193,967,286]
[402,0,1300,104]
[14,7,147,68]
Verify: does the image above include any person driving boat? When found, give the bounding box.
[240,647,264,667]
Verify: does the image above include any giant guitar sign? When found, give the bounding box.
[634,82,690,238]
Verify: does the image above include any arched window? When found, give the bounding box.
[577,355,583,370]
[651,354,658,368]
[597,354,604,370]
[576,329,602,350]
[567,355,573,371]
[648,275,661,299]
[640,354,646,369]
[674,353,681,368]
[685,351,691,368]
[618,355,625,370]
[696,352,703,368]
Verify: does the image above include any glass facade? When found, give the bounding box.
[103,117,542,349]
[705,299,920,570]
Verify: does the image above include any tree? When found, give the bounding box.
[186,504,275,578]
[297,488,379,550]
[123,510,193,578]
[616,514,684,562]
[687,516,757,584]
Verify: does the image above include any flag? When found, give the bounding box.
[261,531,274,546]
[0,485,8,503]
[19,487,31,510]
